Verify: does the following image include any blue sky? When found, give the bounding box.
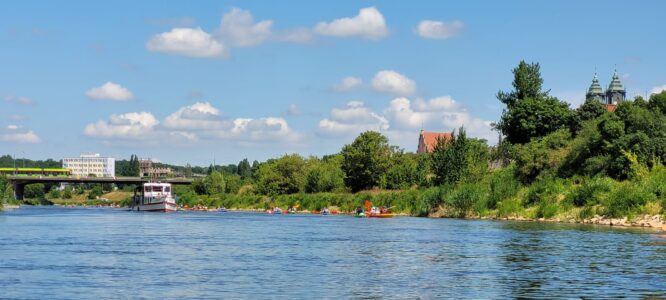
[2,0,665,166]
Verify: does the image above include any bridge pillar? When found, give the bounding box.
[13,182,25,200]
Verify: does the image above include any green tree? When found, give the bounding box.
[62,186,73,199]
[24,183,45,199]
[648,90,666,114]
[340,131,391,192]
[383,151,418,190]
[48,187,61,199]
[255,154,307,195]
[237,158,252,179]
[571,98,607,133]
[496,61,547,106]
[204,170,226,195]
[304,155,345,193]
[431,127,470,185]
[496,61,573,144]
[88,184,103,200]
[225,174,242,194]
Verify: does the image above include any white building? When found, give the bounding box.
[62,153,115,177]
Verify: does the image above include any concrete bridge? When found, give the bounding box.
[7,176,193,200]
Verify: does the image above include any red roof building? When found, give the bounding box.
[606,103,617,112]
[417,130,453,154]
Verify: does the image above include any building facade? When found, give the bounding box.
[139,158,172,178]
[62,153,115,177]
[417,129,453,154]
[586,69,626,112]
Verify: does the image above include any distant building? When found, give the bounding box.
[139,158,172,178]
[417,129,453,154]
[586,69,626,112]
[62,153,115,177]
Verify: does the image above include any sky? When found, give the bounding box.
[2,0,666,166]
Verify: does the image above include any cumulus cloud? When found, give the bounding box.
[84,103,300,143]
[415,20,464,39]
[371,70,416,96]
[4,95,34,105]
[332,76,363,92]
[650,84,666,95]
[85,82,134,101]
[314,7,388,40]
[317,101,389,137]
[146,27,227,58]
[163,102,224,130]
[216,8,273,47]
[384,96,494,142]
[0,126,41,143]
[84,112,158,139]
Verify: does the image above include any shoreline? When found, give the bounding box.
[5,203,665,231]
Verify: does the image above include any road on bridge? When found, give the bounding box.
[7,176,193,200]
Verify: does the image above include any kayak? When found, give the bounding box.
[367,213,396,218]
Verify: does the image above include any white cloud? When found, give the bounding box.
[4,95,34,105]
[332,76,363,92]
[84,103,301,143]
[163,102,224,130]
[146,27,227,58]
[216,8,273,47]
[650,84,666,95]
[317,101,389,137]
[314,7,388,40]
[371,70,416,96]
[415,20,464,39]
[84,112,158,139]
[7,125,19,130]
[85,82,134,101]
[383,96,495,143]
[0,130,41,144]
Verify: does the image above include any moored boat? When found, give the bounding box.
[131,182,178,212]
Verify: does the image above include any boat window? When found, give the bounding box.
[153,186,163,192]
[165,186,171,193]
[144,186,152,192]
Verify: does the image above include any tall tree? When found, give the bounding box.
[340,131,391,192]
[496,61,573,144]
[431,127,470,185]
[237,158,252,179]
[203,170,226,195]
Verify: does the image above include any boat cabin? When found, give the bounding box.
[133,182,173,206]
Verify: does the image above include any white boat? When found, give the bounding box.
[131,182,178,212]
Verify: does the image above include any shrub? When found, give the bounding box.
[536,200,558,218]
[566,176,613,207]
[488,165,521,209]
[497,198,522,217]
[447,183,486,218]
[525,177,563,206]
[604,183,655,218]
[87,185,103,200]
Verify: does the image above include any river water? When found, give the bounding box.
[0,206,665,299]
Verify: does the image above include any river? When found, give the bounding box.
[0,206,664,299]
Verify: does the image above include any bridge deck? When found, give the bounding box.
[7,176,193,185]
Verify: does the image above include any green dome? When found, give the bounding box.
[587,73,604,95]
[607,70,625,92]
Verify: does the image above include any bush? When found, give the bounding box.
[497,198,523,217]
[565,176,613,207]
[88,185,103,200]
[536,200,558,218]
[525,177,563,206]
[488,165,521,209]
[446,183,486,218]
[604,183,656,218]
[62,187,73,199]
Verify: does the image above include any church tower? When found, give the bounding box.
[585,73,605,104]
[605,69,626,105]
